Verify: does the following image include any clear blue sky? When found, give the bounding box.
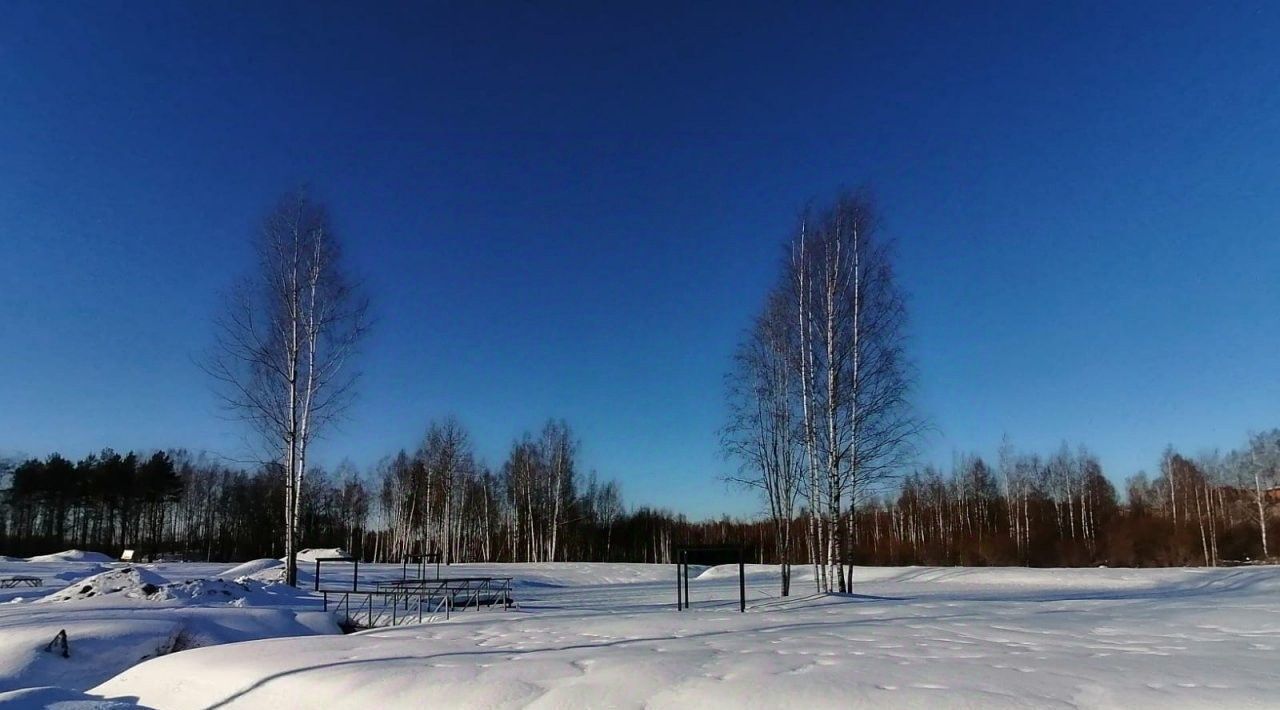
[2,2,1278,519]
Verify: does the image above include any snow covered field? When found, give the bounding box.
[1,555,1278,708]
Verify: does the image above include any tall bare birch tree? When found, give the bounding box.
[727,191,919,595]
[791,193,920,593]
[205,191,369,586]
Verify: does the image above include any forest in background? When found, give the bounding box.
[3,425,1277,569]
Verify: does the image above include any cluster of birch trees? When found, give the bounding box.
[722,193,1280,593]
[723,192,921,595]
[368,418,627,565]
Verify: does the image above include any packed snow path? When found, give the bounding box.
[1,559,1279,708]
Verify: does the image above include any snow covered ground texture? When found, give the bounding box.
[0,555,336,700]
[2,557,1279,709]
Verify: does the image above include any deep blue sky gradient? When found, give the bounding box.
[2,2,1279,518]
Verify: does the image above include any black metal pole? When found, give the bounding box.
[682,552,690,610]
[353,558,359,592]
[738,547,746,613]
[676,555,682,610]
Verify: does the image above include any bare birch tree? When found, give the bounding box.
[204,190,369,586]
[723,288,804,596]
[789,193,921,593]
[726,191,919,595]
[1243,430,1278,559]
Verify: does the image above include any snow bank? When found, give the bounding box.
[26,550,114,564]
[0,556,340,695]
[292,548,348,562]
[38,566,314,608]
[88,564,1280,709]
[239,564,316,587]
[220,558,282,579]
[0,603,339,694]
[0,615,188,695]
[38,567,171,603]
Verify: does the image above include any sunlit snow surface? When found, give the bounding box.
[1,558,1278,708]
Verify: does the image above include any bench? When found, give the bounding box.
[0,576,42,589]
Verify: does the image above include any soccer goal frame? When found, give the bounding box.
[674,544,746,613]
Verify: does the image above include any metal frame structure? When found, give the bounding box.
[313,556,512,629]
[402,550,441,582]
[314,556,359,590]
[321,577,513,628]
[674,544,746,613]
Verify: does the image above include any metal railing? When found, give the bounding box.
[318,573,513,629]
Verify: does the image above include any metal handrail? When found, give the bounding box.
[322,576,514,629]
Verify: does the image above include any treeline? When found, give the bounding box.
[5,428,1277,569]
[0,417,705,564]
[851,432,1280,568]
[700,432,1280,570]
[0,450,370,560]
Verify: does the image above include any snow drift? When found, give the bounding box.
[0,556,340,694]
[220,558,283,579]
[38,566,171,603]
[292,548,348,562]
[89,564,1280,710]
[26,550,114,564]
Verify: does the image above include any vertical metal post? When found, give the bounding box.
[314,559,320,590]
[682,551,690,610]
[353,558,359,592]
[676,552,682,610]
[738,547,746,613]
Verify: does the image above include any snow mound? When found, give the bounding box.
[241,566,286,584]
[693,564,736,580]
[239,564,314,587]
[148,578,257,603]
[39,566,171,603]
[38,566,311,607]
[220,558,282,579]
[26,550,115,564]
[292,548,348,562]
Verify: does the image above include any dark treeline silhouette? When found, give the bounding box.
[0,418,712,564]
[0,449,367,561]
[4,428,1277,568]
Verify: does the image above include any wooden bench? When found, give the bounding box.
[0,576,42,589]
